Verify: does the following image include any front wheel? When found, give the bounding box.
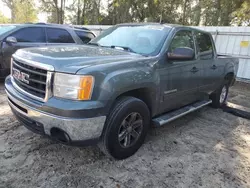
[98,97,150,160]
[210,83,229,108]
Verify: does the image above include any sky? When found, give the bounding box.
[0,0,46,21]
[0,0,108,22]
[0,1,11,18]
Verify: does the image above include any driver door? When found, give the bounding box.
[158,30,202,113]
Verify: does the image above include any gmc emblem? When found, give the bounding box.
[13,68,30,84]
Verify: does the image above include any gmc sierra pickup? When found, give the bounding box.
[5,23,239,159]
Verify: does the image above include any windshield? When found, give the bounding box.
[90,25,171,56]
[0,25,16,35]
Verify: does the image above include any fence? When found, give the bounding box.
[84,25,250,81]
[193,26,250,80]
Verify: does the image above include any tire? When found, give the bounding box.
[210,82,229,108]
[98,96,150,160]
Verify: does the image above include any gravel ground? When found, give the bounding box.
[1,82,250,188]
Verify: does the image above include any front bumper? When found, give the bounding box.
[5,77,106,145]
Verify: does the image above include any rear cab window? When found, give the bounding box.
[75,30,95,43]
[195,32,214,60]
[46,28,75,43]
[9,27,46,43]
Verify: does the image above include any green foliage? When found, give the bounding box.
[101,0,245,26]
[1,0,37,23]
[3,0,247,26]
[232,1,250,25]
[14,0,38,23]
[0,12,10,23]
[65,0,102,25]
[47,11,58,23]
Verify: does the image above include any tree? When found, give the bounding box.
[190,0,201,25]
[1,0,37,23]
[40,0,66,24]
[2,0,15,23]
[96,0,245,26]
[35,0,246,26]
[0,12,10,23]
[66,0,103,25]
[14,0,37,23]
[232,0,250,25]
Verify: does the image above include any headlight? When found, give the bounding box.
[53,73,94,100]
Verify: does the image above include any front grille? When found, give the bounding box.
[12,59,47,99]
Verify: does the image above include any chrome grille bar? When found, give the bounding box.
[14,78,46,94]
[11,55,54,102]
[12,54,54,71]
[13,60,47,77]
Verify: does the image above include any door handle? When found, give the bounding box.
[211,65,217,70]
[190,67,199,73]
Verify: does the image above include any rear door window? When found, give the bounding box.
[196,32,214,59]
[75,30,95,43]
[46,28,75,43]
[10,27,46,43]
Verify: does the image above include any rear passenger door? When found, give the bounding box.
[46,28,75,45]
[195,32,223,93]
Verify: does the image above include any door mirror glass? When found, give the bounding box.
[167,47,195,61]
[6,36,17,43]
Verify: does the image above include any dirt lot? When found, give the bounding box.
[1,82,250,188]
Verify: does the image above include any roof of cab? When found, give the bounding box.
[115,22,210,34]
[1,23,91,32]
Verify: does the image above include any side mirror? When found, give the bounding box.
[167,47,195,61]
[6,36,17,44]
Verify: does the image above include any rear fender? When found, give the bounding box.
[224,58,239,77]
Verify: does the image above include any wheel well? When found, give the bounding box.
[115,88,153,116]
[225,72,235,85]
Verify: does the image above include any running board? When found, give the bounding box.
[152,100,212,127]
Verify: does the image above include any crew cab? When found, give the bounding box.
[5,23,239,159]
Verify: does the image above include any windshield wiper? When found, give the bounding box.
[110,45,136,53]
[87,43,141,55]
[88,42,100,46]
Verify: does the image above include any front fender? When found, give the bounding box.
[98,66,159,113]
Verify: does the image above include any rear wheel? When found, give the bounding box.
[210,82,229,108]
[98,97,150,160]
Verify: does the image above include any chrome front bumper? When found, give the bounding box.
[7,91,106,142]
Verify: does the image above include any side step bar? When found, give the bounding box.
[152,99,212,127]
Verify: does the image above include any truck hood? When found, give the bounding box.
[14,45,143,74]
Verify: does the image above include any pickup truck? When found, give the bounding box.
[5,23,239,160]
